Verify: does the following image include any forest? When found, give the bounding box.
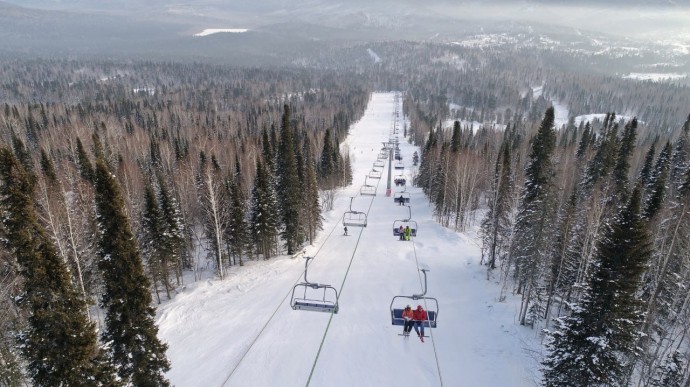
[1,37,690,385]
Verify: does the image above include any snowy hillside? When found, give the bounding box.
[156,92,541,386]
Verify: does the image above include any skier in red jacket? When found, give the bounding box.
[412,305,428,342]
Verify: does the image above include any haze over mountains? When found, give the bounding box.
[1,0,688,61]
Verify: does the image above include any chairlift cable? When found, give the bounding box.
[305,164,383,385]
[220,183,374,385]
[222,159,384,386]
[411,240,445,387]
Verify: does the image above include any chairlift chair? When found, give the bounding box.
[291,257,339,313]
[393,191,410,205]
[342,197,367,227]
[394,174,406,187]
[369,168,382,179]
[394,161,404,170]
[360,176,376,196]
[374,160,385,168]
[390,269,438,328]
[393,206,417,237]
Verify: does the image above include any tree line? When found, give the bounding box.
[412,97,690,385]
[0,60,368,385]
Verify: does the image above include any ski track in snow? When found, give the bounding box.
[157,92,540,387]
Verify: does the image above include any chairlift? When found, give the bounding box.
[378,151,388,160]
[342,197,367,227]
[360,176,376,196]
[393,191,410,205]
[394,161,404,170]
[393,174,406,187]
[390,269,438,328]
[374,160,385,168]
[393,206,417,238]
[369,168,382,179]
[291,257,339,313]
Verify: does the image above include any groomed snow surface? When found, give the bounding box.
[157,92,541,387]
[194,29,248,37]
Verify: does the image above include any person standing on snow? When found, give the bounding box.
[412,305,428,342]
[401,305,414,336]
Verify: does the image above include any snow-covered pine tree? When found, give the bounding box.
[93,160,170,386]
[0,148,115,386]
[611,118,637,203]
[301,141,323,245]
[142,182,168,303]
[510,107,557,327]
[318,128,337,189]
[642,142,672,220]
[75,137,95,183]
[225,156,249,266]
[542,186,651,387]
[481,137,513,271]
[250,158,280,259]
[650,351,684,387]
[156,173,186,282]
[276,104,302,255]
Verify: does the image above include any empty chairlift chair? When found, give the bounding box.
[374,159,385,168]
[342,197,367,227]
[291,257,339,313]
[390,269,438,328]
[360,176,376,196]
[369,168,382,179]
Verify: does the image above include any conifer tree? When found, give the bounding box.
[250,158,279,259]
[142,183,168,302]
[0,148,115,386]
[226,157,249,266]
[75,137,95,182]
[318,128,336,188]
[276,105,302,255]
[638,141,656,186]
[93,160,170,386]
[510,107,557,326]
[542,187,651,387]
[481,140,513,270]
[650,351,684,387]
[156,173,186,278]
[39,148,57,183]
[302,143,323,244]
[669,114,690,189]
[643,142,672,219]
[612,118,637,200]
[451,120,461,152]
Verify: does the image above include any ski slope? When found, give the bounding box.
[157,92,540,386]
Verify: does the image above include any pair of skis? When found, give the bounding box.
[399,332,426,342]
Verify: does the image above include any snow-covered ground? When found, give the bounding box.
[622,72,687,82]
[367,48,381,63]
[575,113,637,125]
[194,29,248,37]
[156,92,541,387]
